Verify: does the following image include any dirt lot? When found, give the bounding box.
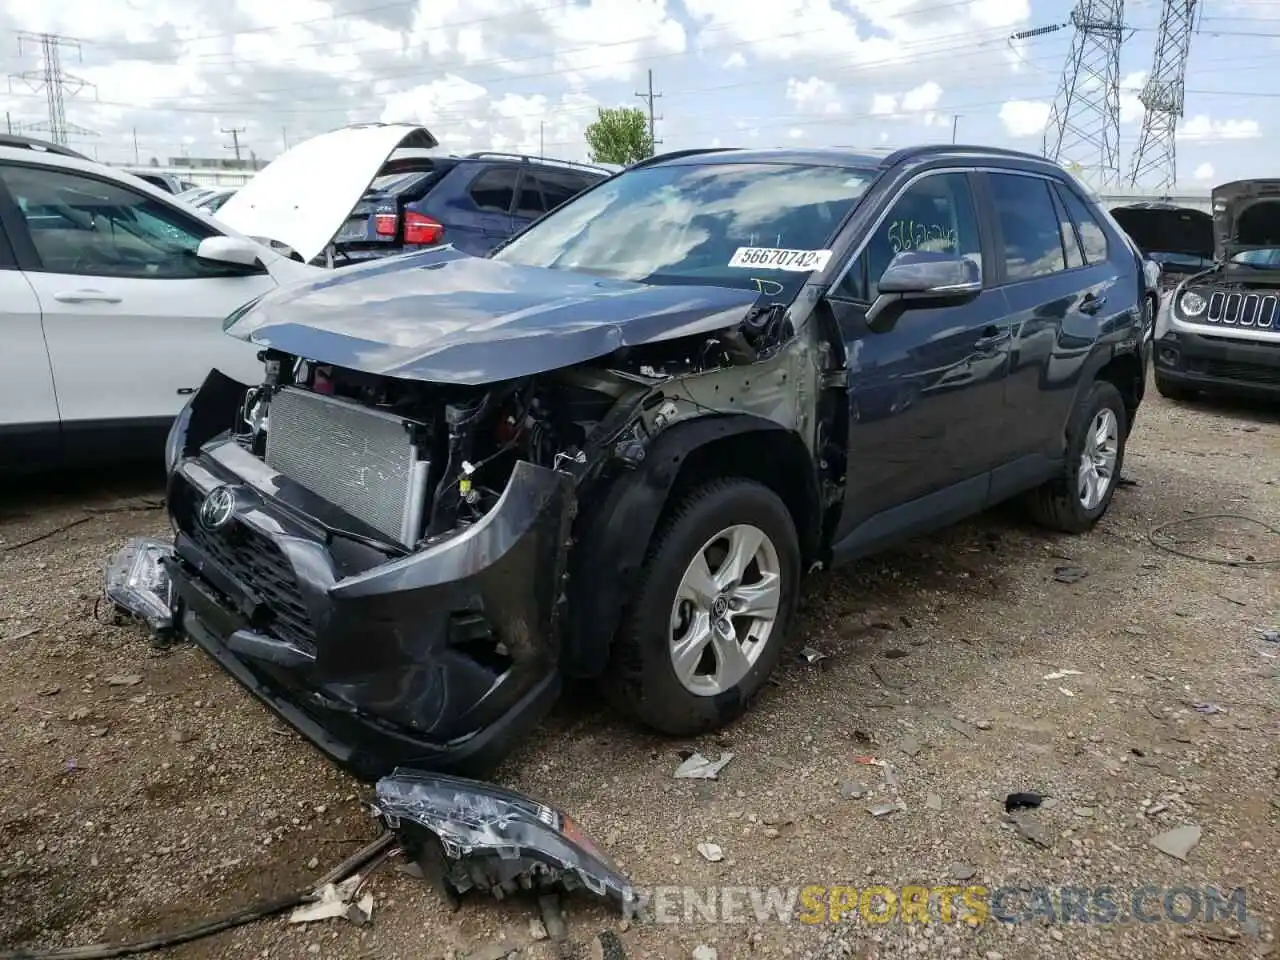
[1,380,1277,960]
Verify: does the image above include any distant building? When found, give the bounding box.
[167,155,268,172]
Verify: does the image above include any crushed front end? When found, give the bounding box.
[163,362,584,781]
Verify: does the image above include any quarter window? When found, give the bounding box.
[987,173,1068,280]
[0,164,232,279]
[468,168,517,213]
[836,172,982,302]
[1051,188,1085,269]
[1054,183,1109,264]
[515,174,547,219]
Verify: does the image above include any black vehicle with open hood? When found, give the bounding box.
[1154,178,1280,401]
[1110,201,1215,288]
[156,144,1148,782]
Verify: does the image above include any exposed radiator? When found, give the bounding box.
[265,387,430,546]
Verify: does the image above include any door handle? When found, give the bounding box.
[54,290,122,304]
[1079,293,1107,315]
[973,326,1009,353]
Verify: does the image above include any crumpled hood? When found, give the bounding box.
[1212,179,1280,258]
[225,248,762,385]
[1109,204,1214,260]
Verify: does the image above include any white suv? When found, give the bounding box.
[0,124,438,473]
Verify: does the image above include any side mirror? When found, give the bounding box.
[865,251,982,332]
[197,235,267,273]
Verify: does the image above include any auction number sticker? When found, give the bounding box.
[728,247,833,272]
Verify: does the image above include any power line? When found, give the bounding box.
[1043,0,1128,188]
[635,68,663,155]
[222,126,246,160]
[1129,0,1199,189]
[7,32,97,145]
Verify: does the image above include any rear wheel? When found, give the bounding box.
[1154,371,1197,402]
[1027,380,1128,534]
[606,478,800,736]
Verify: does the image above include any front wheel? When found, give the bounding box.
[606,478,800,736]
[1026,380,1129,534]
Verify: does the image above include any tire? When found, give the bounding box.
[606,478,801,736]
[1154,371,1196,402]
[1026,380,1128,534]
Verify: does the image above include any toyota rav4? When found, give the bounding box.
[162,145,1151,781]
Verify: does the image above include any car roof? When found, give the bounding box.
[637,143,1062,173]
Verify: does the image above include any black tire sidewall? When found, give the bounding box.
[616,480,800,734]
[1066,380,1129,525]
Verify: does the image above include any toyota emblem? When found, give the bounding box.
[198,486,237,531]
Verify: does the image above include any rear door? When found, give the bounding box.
[0,201,60,469]
[0,162,276,459]
[984,170,1127,478]
[449,165,518,254]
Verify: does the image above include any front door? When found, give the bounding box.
[826,170,1013,553]
[0,162,276,458]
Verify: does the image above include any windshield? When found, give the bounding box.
[1230,248,1280,267]
[1150,251,1214,269]
[491,161,877,293]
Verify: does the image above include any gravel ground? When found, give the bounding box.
[1,379,1277,960]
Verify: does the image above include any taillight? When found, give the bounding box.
[403,212,444,246]
[373,212,398,237]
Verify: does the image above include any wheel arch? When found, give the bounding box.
[562,414,820,679]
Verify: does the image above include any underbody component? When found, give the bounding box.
[373,768,634,910]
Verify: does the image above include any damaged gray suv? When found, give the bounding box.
[163,145,1150,780]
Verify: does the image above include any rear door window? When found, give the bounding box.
[469,168,517,214]
[1053,184,1109,264]
[986,173,1067,281]
[515,173,547,219]
[537,170,591,212]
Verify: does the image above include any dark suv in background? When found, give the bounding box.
[332,152,608,261]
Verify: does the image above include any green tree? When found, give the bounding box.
[584,106,654,165]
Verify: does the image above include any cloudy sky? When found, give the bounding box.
[0,0,1273,189]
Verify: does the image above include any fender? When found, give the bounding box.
[561,413,819,679]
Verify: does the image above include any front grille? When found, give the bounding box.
[1205,291,1277,328]
[187,519,317,652]
[265,387,429,546]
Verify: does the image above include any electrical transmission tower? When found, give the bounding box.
[1128,0,1197,190]
[1042,0,1126,188]
[8,32,97,145]
[634,69,663,157]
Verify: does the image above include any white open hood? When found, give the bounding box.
[216,123,439,264]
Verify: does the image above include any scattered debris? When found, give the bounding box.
[948,719,977,740]
[37,684,60,697]
[867,802,898,818]
[1059,687,1076,698]
[926,793,943,812]
[103,537,175,634]
[1053,565,1088,584]
[696,842,724,863]
[1151,824,1202,861]
[597,930,627,960]
[897,735,922,757]
[1073,807,1096,819]
[528,915,548,941]
[798,646,828,664]
[1257,628,1279,644]
[1014,819,1053,849]
[674,752,734,780]
[104,674,143,687]
[882,648,909,660]
[1,626,41,643]
[1145,803,1169,817]
[288,875,373,926]
[950,863,977,881]
[1043,669,1083,681]
[373,769,633,909]
[538,893,568,942]
[1005,792,1044,813]
[692,946,718,960]
[1193,702,1226,715]
[840,781,866,800]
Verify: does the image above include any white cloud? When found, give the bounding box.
[901,81,941,113]
[999,99,1051,138]
[868,82,942,122]
[785,76,842,114]
[723,51,746,69]
[1120,71,1147,124]
[871,94,899,116]
[1178,115,1262,142]
[1193,162,1215,182]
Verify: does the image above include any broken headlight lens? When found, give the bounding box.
[104,537,175,632]
[1178,290,1207,317]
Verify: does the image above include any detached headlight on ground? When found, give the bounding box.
[1178,290,1207,317]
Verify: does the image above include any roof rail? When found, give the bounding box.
[626,147,742,171]
[0,134,90,161]
[878,143,1053,168]
[463,151,610,174]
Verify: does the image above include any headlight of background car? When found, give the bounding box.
[1178,290,1207,317]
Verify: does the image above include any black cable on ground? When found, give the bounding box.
[1148,512,1280,567]
[0,832,396,960]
